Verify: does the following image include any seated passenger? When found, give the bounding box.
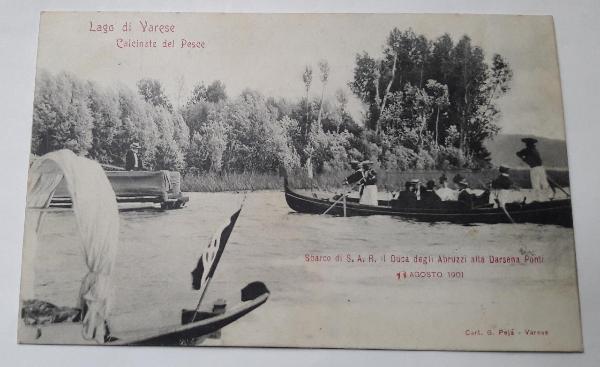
[491,165,514,190]
[457,178,489,209]
[409,178,421,200]
[436,174,457,201]
[491,165,522,207]
[392,181,418,209]
[453,173,465,187]
[419,180,442,208]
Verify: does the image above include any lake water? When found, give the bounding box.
[30,190,581,350]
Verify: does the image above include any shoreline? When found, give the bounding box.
[180,168,570,193]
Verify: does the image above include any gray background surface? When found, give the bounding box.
[1,0,598,366]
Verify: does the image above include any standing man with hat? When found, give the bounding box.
[358,160,378,206]
[125,142,144,171]
[516,138,550,192]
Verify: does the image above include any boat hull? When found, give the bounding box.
[19,293,269,346]
[284,185,572,227]
[51,170,189,209]
[110,292,269,346]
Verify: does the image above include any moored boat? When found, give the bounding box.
[284,180,572,227]
[51,170,189,209]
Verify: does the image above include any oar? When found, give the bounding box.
[322,183,359,215]
[518,155,570,197]
[476,178,516,224]
[546,175,570,198]
[500,204,516,224]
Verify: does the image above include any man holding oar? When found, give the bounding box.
[343,160,364,195]
[358,161,378,206]
[516,138,553,200]
[324,160,372,216]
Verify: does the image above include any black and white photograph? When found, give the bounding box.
[17,12,582,351]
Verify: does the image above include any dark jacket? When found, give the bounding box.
[344,170,363,185]
[491,175,513,190]
[362,169,377,185]
[393,190,418,209]
[516,147,542,168]
[458,189,476,209]
[419,190,442,208]
[458,189,490,209]
[125,150,143,171]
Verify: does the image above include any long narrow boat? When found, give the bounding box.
[284,180,573,227]
[19,284,269,346]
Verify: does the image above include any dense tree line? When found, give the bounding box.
[31,28,512,175]
[350,28,512,167]
[32,71,189,171]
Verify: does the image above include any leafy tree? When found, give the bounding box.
[448,36,487,154]
[187,123,228,173]
[206,80,227,103]
[137,78,173,112]
[32,71,93,155]
[223,90,285,171]
[87,82,121,163]
[424,80,450,146]
[153,137,186,171]
[172,112,190,152]
[316,60,330,129]
[301,65,315,177]
[301,65,314,134]
[188,83,208,105]
[269,116,302,171]
[445,125,460,147]
[308,128,352,173]
[349,29,512,164]
[349,52,380,130]
[428,33,454,85]
[181,99,214,137]
[183,90,301,173]
[115,86,161,167]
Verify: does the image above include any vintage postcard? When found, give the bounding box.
[18,12,582,351]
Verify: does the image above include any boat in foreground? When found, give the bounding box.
[284,180,572,227]
[20,283,269,346]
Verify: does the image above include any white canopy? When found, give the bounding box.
[22,149,119,343]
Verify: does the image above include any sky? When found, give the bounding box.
[36,12,567,140]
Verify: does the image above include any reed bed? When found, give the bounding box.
[181,168,569,192]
